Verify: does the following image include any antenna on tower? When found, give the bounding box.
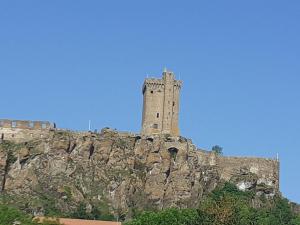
[88,120,91,131]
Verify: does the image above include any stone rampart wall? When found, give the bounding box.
[0,128,51,143]
[0,119,53,130]
[197,149,218,166]
[0,119,55,143]
[217,156,280,189]
[195,149,279,192]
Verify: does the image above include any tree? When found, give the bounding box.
[0,204,36,225]
[0,204,61,225]
[124,208,201,225]
[291,214,300,225]
[125,183,300,225]
[211,145,223,155]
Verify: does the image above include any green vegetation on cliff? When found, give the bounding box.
[0,132,281,221]
[0,183,299,224]
[125,183,300,225]
[0,204,61,225]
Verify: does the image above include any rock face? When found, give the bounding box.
[0,129,279,219]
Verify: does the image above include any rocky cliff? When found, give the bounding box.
[0,128,279,219]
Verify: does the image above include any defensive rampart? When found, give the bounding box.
[196,149,279,192]
[0,119,55,143]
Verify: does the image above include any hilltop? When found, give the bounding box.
[0,128,281,220]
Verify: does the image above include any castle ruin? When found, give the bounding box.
[0,70,280,197]
[141,69,182,136]
[0,119,55,143]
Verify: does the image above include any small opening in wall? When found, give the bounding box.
[12,134,15,138]
[1,133,4,140]
[173,102,175,106]
[150,91,154,94]
[157,113,159,118]
[153,124,158,129]
[11,121,17,128]
[146,137,154,142]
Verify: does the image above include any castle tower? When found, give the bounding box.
[141,70,182,136]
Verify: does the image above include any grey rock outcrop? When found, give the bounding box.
[0,129,279,218]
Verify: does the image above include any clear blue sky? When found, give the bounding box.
[1,1,299,203]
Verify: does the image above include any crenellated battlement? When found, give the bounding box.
[142,78,165,93]
[174,80,182,89]
[0,119,54,130]
[143,78,182,92]
[0,119,56,143]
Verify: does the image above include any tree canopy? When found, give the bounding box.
[125,183,300,225]
[0,204,61,225]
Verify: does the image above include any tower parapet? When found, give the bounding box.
[141,70,182,136]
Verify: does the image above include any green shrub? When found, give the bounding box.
[0,204,61,225]
[69,202,115,221]
[125,208,201,225]
[125,182,300,225]
[211,145,223,155]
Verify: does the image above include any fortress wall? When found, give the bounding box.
[0,119,53,129]
[197,150,217,166]
[195,149,280,191]
[0,119,54,143]
[217,156,280,189]
[0,128,51,143]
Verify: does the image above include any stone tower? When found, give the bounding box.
[141,69,182,136]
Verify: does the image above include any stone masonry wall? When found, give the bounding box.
[196,149,279,194]
[218,157,279,187]
[141,71,182,136]
[0,119,54,143]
